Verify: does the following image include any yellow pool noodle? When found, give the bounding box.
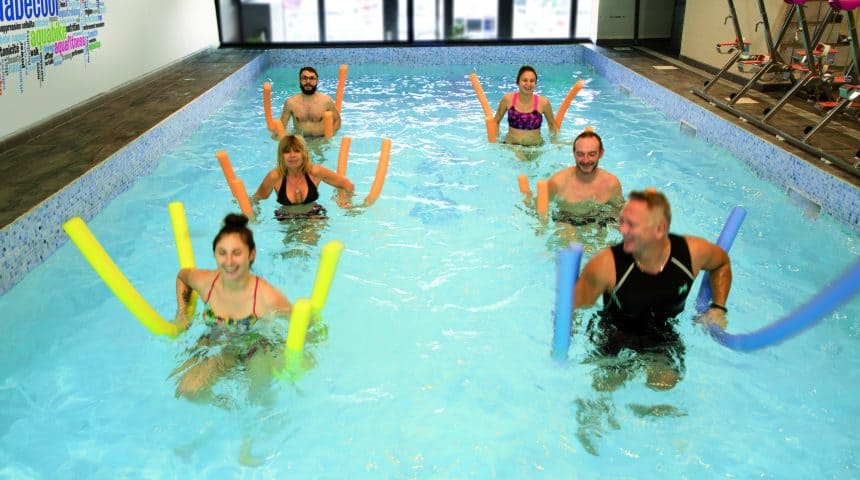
[285,298,312,354]
[63,217,179,338]
[310,240,345,314]
[168,202,197,318]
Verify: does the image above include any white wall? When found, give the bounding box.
[680,0,785,71]
[0,0,219,140]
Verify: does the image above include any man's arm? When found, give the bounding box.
[687,235,732,328]
[574,248,615,308]
[279,98,294,132]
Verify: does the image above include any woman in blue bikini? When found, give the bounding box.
[492,65,558,147]
[171,213,293,404]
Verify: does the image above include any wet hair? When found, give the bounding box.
[628,190,672,228]
[516,65,538,83]
[276,134,311,175]
[573,130,604,152]
[299,66,318,79]
[212,214,256,263]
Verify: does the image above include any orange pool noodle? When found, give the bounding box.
[469,73,492,117]
[215,150,238,185]
[323,111,334,138]
[485,116,497,143]
[337,136,351,176]
[336,64,348,113]
[555,79,584,131]
[273,119,286,139]
[536,180,549,216]
[517,174,531,194]
[365,138,391,205]
[230,178,254,218]
[263,82,275,131]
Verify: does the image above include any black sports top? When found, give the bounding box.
[600,234,696,330]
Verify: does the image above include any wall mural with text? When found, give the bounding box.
[0,0,107,96]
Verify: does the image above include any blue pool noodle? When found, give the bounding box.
[709,260,860,351]
[695,206,747,314]
[552,243,583,361]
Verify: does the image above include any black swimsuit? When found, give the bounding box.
[277,172,320,206]
[590,234,696,356]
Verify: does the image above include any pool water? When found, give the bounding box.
[0,63,858,477]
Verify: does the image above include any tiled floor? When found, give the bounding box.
[0,48,264,228]
[1,45,858,230]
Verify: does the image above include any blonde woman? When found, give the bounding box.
[253,134,354,220]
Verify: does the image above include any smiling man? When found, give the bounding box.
[549,130,622,205]
[544,130,623,230]
[573,189,732,391]
[278,66,341,138]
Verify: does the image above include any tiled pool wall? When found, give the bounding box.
[0,54,268,294]
[578,46,860,230]
[0,45,857,295]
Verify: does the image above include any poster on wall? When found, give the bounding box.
[0,0,107,96]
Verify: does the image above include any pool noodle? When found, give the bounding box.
[273,119,286,139]
[551,243,583,361]
[517,174,531,195]
[695,206,747,313]
[285,298,312,353]
[485,116,498,143]
[310,240,345,314]
[469,73,493,117]
[262,82,274,131]
[336,137,351,205]
[215,150,237,185]
[555,79,584,131]
[168,202,197,318]
[709,259,860,351]
[230,178,254,218]
[323,111,334,138]
[62,217,179,338]
[365,138,391,205]
[337,136,351,176]
[280,298,312,378]
[536,180,549,216]
[336,64,348,113]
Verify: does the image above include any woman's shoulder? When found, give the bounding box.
[184,268,218,292]
[255,276,292,315]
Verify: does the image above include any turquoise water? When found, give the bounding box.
[0,63,858,477]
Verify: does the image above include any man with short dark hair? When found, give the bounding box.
[278,66,341,137]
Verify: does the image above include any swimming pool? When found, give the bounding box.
[1,48,859,477]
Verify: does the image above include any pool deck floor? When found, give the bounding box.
[0,44,858,230]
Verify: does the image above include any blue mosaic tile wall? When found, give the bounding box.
[0,54,267,295]
[1,45,857,296]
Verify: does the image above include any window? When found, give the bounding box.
[325,0,384,42]
[452,1,497,40]
[513,0,571,39]
[282,0,320,42]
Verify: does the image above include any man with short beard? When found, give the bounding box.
[548,130,622,209]
[538,130,623,232]
[278,66,341,138]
